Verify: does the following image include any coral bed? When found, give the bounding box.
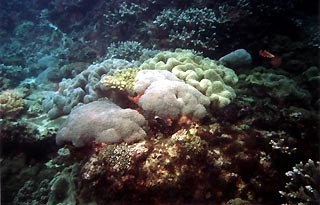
[1,0,319,204]
[0,90,24,118]
[2,48,318,204]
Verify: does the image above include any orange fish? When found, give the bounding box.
[128,92,143,104]
[259,50,275,58]
[259,50,282,67]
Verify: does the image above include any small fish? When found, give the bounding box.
[128,92,143,104]
[259,50,275,58]
[259,50,282,67]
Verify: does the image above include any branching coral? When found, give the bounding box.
[0,90,24,118]
[153,8,218,52]
[279,159,320,204]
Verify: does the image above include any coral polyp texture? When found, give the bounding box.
[56,100,146,147]
[42,59,137,119]
[100,67,140,93]
[139,49,238,107]
[0,90,24,118]
[134,70,210,119]
[244,67,311,101]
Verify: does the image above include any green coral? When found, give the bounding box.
[100,67,140,93]
[105,41,144,61]
[245,67,311,100]
[139,49,238,107]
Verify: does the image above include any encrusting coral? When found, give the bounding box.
[0,90,24,118]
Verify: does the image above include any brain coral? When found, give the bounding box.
[56,100,146,147]
[0,90,24,118]
[139,49,238,107]
[134,70,210,119]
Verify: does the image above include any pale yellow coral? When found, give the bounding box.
[0,90,24,118]
[100,67,140,93]
[139,49,238,107]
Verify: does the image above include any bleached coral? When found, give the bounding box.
[134,70,210,119]
[134,69,182,93]
[56,100,146,147]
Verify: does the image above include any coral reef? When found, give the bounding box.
[47,169,76,205]
[133,69,182,93]
[135,70,210,119]
[101,67,211,120]
[100,67,140,93]
[56,100,146,147]
[139,49,238,107]
[280,159,320,204]
[42,58,138,119]
[1,0,319,204]
[152,7,218,53]
[0,90,24,118]
[80,125,211,203]
[105,41,145,61]
[243,67,311,102]
[303,66,320,89]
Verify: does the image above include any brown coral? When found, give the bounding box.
[0,90,24,118]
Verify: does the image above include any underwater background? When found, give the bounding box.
[0,0,319,204]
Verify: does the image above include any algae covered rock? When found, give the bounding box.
[47,170,76,205]
[139,49,238,107]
